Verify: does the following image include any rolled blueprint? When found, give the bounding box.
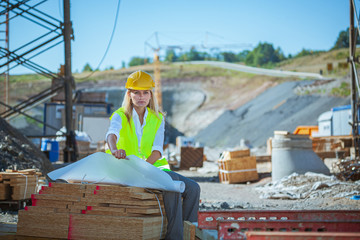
[48,152,185,193]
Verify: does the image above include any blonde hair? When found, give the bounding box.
[121,89,164,124]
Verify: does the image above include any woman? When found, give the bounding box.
[106,70,200,240]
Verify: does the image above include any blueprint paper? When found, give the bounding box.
[47,152,185,193]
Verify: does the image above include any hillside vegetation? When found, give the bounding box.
[5,48,352,104]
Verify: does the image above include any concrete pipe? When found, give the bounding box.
[271,132,330,181]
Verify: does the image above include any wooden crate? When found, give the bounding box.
[222,149,250,160]
[180,147,204,170]
[218,156,258,184]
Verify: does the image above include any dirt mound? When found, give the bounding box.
[0,117,53,174]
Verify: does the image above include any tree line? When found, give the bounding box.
[83,28,356,72]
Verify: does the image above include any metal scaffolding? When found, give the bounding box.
[0,0,76,162]
[349,0,360,159]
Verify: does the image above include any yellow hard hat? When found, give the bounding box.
[125,70,155,90]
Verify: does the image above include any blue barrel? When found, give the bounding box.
[48,140,59,162]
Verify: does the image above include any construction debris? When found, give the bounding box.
[17,182,167,239]
[256,172,360,200]
[0,117,53,175]
[333,157,360,181]
[0,169,42,201]
[218,149,259,184]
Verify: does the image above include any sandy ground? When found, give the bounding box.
[177,158,360,211]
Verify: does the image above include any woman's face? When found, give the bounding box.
[129,90,151,108]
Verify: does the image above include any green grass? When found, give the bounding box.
[161,64,256,79]
[331,82,351,97]
[10,74,50,83]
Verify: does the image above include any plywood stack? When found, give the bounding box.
[17,182,167,240]
[311,136,352,159]
[218,149,259,184]
[0,169,41,200]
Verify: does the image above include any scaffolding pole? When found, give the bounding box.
[63,0,76,162]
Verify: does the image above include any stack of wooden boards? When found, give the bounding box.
[218,149,259,184]
[0,169,41,200]
[311,135,352,159]
[17,182,167,240]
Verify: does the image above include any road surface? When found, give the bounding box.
[183,61,324,79]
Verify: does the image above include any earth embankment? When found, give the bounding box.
[195,80,350,148]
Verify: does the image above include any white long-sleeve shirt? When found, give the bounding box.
[105,108,164,157]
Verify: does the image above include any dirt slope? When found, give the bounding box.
[195,80,350,148]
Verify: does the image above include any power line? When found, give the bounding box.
[76,0,121,80]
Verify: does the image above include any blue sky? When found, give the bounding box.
[8,0,350,75]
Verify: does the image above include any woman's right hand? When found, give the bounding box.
[111,149,128,159]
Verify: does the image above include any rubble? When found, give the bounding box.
[333,157,360,181]
[256,172,360,200]
[0,117,53,175]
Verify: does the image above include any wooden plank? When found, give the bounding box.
[256,155,271,163]
[222,149,250,160]
[184,221,196,240]
[67,204,88,210]
[17,169,38,175]
[17,210,70,227]
[82,196,159,206]
[93,184,147,193]
[24,206,56,213]
[48,182,88,190]
[126,208,161,215]
[82,209,129,216]
[11,185,37,192]
[86,206,126,212]
[32,194,81,202]
[0,236,62,240]
[68,214,163,240]
[109,202,164,208]
[16,226,68,239]
[55,208,71,213]
[91,190,159,200]
[9,176,38,181]
[31,199,73,208]
[2,176,37,181]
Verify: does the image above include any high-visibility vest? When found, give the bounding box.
[106,107,171,171]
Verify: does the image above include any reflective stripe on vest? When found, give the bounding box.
[106,107,171,171]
